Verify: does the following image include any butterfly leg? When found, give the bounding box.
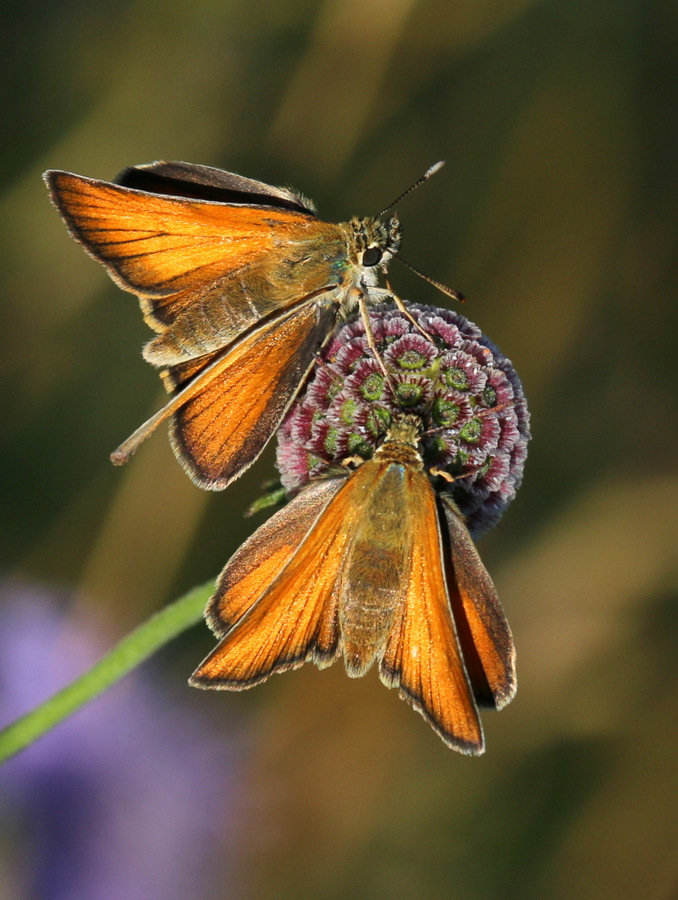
[356,293,397,393]
[383,278,439,346]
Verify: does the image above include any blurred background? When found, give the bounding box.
[2,0,677,897]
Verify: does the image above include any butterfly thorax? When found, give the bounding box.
[264,214,399,301]
[372,415,423,468]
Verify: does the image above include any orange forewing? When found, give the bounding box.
[45,170,315,301]
[190,477,361,687]
[379,472,483,754]
[205,478,344,635]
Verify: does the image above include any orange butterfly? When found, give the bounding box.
[190,414,515,754]
[44,161,446,489]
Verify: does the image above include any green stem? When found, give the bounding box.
[0,579,214,766]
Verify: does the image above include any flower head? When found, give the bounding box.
[277,303,530,536]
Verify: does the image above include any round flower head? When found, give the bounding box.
[277,303,531,537]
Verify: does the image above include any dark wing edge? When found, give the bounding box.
[114,161,317,216]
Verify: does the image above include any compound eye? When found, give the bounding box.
[362,246,383,267]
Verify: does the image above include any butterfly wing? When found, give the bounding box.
[379,472,483,754]
[113,297,338,488]
[190,473,371,689]
[170,299,338,488]
[44,169,336,347]
[205,477,345,636]
[115,161,316,214]
[45,170,317,298]
[440,496,516,709]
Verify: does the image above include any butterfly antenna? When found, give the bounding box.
[394,254,465,303]
[377,160,445,217]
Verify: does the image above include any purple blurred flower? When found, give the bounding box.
[0,581,239,900]
[277,303,531,536]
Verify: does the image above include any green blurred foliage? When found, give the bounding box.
[1,0,678,897]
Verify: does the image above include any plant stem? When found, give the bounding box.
[0,580,213,765]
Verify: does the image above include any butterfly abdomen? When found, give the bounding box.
[340,542,403,677]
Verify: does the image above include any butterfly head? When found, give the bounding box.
[347,215,401,278]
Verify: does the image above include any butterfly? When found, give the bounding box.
[190,414,515,754]
[44,160,447,489]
